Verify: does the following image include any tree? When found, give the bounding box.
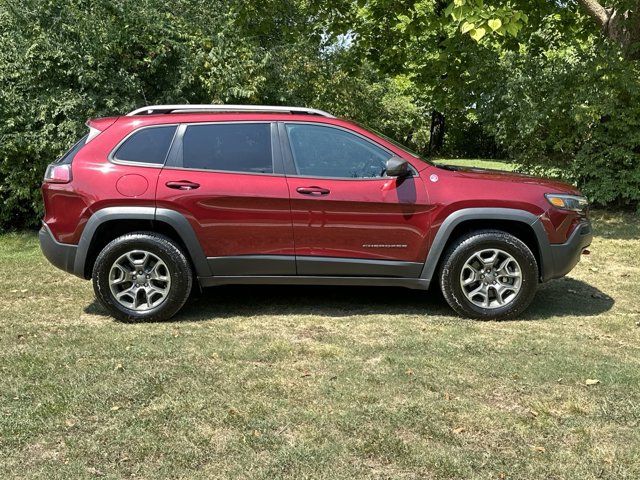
[0,0,428,230]
[575,0,640,58]
[446,0,640,60]
[323,0,640,207]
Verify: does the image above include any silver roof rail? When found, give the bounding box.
[126,104,335,118]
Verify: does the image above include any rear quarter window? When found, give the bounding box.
[56,135,88,165]
[113,126,177,165]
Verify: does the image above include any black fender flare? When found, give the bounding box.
[73,206,211,278]
[419,207,553,283]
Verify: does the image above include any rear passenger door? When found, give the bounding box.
[156,122,295,275]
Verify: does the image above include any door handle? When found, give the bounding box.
[166,180,200,190]
[296,186,330,196]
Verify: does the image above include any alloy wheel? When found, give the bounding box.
[459,248,522,309]
[108,250,171,311]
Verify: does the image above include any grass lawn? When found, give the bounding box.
[1,211,639,479]
[434,158,516,171]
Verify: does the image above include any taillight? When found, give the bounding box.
[44,164,72,183]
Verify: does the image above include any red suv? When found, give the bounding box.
[40,104,592,321]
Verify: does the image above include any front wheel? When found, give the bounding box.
[439,230,538,320]
[92,232,193,322]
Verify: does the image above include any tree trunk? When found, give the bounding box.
[428,111,445,154]
[578,0,640,59]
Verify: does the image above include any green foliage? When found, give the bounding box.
[325,0,640,208]
[467,5,640,207]
[0,0,428,230]
[482,41,640,206]
[445,0,529,41]
[2,0,640,231]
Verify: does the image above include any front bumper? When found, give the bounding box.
[39,223,78,275]
[546,220,593,280]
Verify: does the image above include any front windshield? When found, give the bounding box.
[367,127,433,165]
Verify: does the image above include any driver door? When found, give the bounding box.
[281,122,431,277]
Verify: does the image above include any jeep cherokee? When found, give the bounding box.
[40,104,592,321]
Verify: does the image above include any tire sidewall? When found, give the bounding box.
[93,234,192,322]
[442,233,538,319]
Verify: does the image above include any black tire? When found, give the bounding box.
[92,232,192,322]
[439,230,538,320]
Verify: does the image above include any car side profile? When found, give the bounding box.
[40,104,593,321]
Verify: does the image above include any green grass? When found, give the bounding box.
[434,158,516,171]
[1,211,640,479]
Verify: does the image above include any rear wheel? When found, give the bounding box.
[439,230,538,320]
[92,232,192,322]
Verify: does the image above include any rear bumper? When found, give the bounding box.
[39,223,78,275]
[545,220,593,280]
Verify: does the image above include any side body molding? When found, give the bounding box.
[71,206,553,287]
[419,207,552,284]
[73,206,210,278]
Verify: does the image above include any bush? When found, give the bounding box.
[479,39,640,208]
[0,1,431,231]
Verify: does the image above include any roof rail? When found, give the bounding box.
[126,104,335,118]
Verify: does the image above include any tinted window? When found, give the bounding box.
[56,135,88,165]
[182,123,272,173]
[114,126,176,164]
[286,124,391,178]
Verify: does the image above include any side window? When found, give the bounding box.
[182,123,272,173]
[285,124,391,178]
[114,126,176,164]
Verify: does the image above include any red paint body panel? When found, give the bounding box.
[42,117,160,243]
[41,110,586,261]
[87,116,118,131]
[286,175,433,262]
[422,165,585,245]
[156,169,295,257]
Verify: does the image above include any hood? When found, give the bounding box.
[435,164,581,195]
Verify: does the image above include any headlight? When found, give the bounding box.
[545,193,589,212]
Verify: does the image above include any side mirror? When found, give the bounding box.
[385,156,410,178]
